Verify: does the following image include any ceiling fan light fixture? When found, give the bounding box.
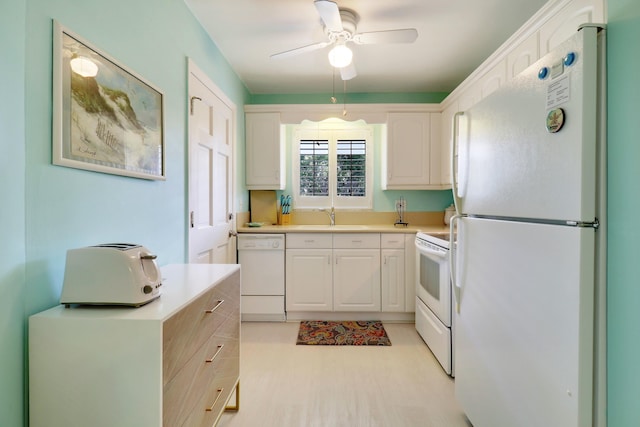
[328,43,352,68]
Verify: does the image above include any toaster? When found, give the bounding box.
[61,243,162,307]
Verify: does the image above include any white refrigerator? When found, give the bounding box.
[450,25,606,427]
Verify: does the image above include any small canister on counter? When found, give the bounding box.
[444,204,456,225]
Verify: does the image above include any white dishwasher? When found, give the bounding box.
[237,234,285,321]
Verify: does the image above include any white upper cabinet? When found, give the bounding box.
[245,112,285,190]
[439,0,605,186]
[439,101,459,187]
[383,112,444,190]
[539,0,605,56]
[478,59,507,100]
[507,31,540,81]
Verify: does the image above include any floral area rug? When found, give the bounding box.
[296,320,391,346]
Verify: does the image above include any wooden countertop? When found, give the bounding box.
[237,223,449,234]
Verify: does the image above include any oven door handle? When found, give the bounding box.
[449,215,462,313]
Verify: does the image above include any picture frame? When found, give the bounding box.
[52,21,165,180]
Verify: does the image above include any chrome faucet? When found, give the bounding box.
[322,206,336,226]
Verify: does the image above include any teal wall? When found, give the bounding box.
[280,123,452,213]
[22,0,250,317]
[606,0,640,424]
[1,0,250,426]
[1,1,27,426]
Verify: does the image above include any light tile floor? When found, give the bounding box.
[218,322,471,427]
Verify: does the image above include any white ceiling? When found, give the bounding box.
[184,0,548,95]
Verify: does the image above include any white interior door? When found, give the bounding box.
[188,61,236,264]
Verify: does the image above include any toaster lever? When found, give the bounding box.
[141,254,157,260]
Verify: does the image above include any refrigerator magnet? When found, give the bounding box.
[546,108,565,133]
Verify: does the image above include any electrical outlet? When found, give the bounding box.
[395,199,407,210]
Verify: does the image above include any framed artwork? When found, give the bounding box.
[52,21,165,180]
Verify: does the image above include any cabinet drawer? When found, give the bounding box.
[333,233,380,249]
[181,372,238,427]
[287,233,332,248]
[164,331,239,427]
[381,233,405,249]
[162,271,240,385]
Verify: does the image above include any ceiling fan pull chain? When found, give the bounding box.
[343,79,347,117]
[331,68,337,104]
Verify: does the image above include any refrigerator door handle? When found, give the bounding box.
[450,214,462,313]
[451,112,465,214]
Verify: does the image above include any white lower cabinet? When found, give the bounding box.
[285,233,333,312]
[286,248,333,311]
[286,232,412,316]
[333,249,381,311]
[381,233,406,312]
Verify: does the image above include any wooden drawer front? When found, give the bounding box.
[163,321,240,427]
[333,233,380,249]
[163,271,240,385]
[181,372,238,427]
[381,233,405,249]
[287,233,332,248]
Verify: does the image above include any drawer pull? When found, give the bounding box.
[205,300,224,313]
[205,344,225,363]
[205,388,224,412]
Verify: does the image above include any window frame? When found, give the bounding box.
[292,123,373,210]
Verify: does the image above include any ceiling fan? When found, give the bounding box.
[270,0,418,81]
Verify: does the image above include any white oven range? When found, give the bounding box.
[414,231,454,376]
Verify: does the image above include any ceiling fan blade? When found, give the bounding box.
[314,0,343,33]
[352,28,418,45]
[270,41,331,59]
[340,63,357,81]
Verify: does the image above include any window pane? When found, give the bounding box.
[336,140,366,197]
[299,140,329,196]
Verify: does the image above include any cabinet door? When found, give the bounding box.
[384,112,431,189]
[507,31,539,81]
[381,248,405,312]
[440,101,459,187]
[538,0,605,56]
[245,112,284,189]
[333,249,381,311]
[478,59,507,100]
[404,234,417,312]
[285,249,333,311]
